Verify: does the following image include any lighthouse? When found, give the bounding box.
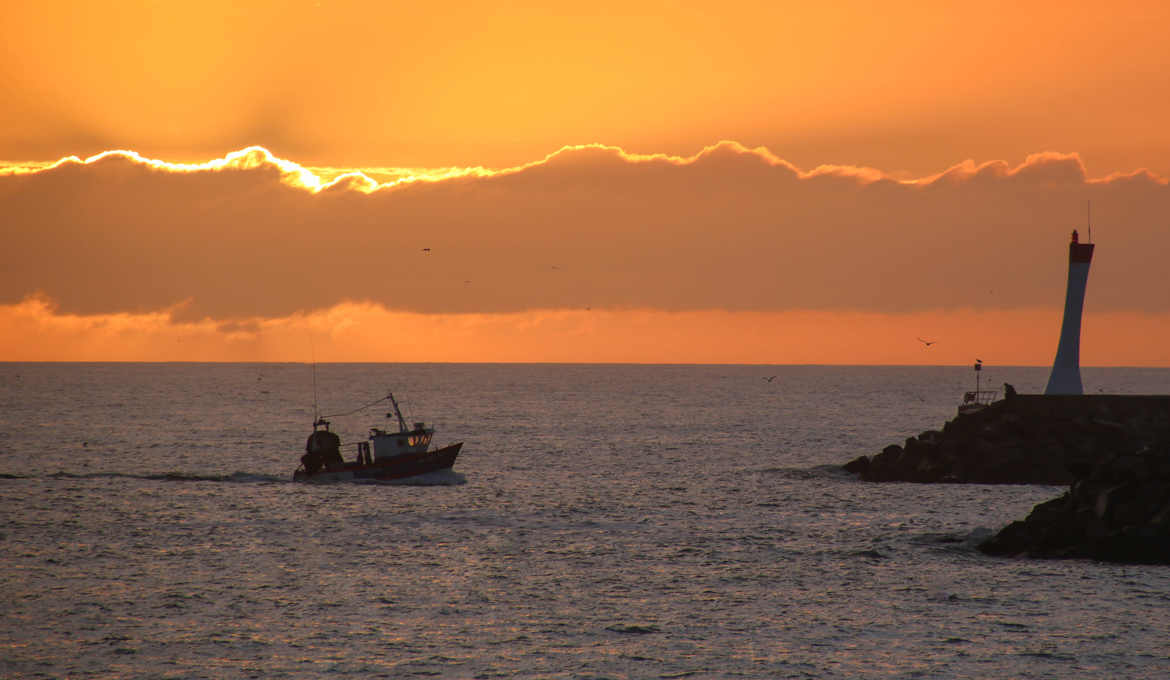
[1044,229,1095,394]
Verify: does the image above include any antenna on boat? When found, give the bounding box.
[310,334,320,425]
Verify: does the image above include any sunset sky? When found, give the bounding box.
[3,1,1169,364]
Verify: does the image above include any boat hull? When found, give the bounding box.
[293,442,462,483]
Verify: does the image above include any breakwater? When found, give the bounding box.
[844,394,1170,563]
[844,395,1170,485]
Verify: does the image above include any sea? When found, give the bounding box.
[2,363,1169,679]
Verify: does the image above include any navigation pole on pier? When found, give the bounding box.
[1044,229,1095,395]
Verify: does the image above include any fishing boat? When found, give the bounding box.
[293,392,463,482]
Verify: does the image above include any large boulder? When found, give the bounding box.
[978,447,1170,563]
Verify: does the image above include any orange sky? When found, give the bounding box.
[2,1,1169,364]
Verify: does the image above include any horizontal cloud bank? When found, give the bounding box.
[5,296,1168,366]
[2,143,1168,321]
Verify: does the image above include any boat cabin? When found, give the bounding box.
[370,422,433,460]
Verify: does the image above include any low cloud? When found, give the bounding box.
[2,143,1168,322]
[3,295,1168,366]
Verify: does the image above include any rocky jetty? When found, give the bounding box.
[843,395,1170,485]
[978,447,1170,563]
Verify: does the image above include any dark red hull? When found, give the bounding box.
[293,442,462,482]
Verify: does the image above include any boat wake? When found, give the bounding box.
[20,471,290,483]
[2,469,468,486]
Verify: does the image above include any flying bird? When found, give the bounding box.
[917,337,936,348]
[421,247,431,254]
[763,375,777,382]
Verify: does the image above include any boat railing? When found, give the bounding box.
[961,389,999,406]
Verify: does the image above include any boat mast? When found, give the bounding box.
[387,392,410,432]
[312,361,320,425]
[309,333,321,425]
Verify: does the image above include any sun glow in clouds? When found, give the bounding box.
[4,142,1166,200]
[0,146,504,193]
[3,3,1170,366]
[4,294,1169,366]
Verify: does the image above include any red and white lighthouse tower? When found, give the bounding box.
[1044,229,1095,395]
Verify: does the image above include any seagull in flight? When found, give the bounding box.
[917,337,937,348]
[763,375,777,382]
[421,247,431,254]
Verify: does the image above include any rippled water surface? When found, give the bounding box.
[2,363,1170,678]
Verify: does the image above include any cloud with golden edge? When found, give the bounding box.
[2,142,1169,331]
